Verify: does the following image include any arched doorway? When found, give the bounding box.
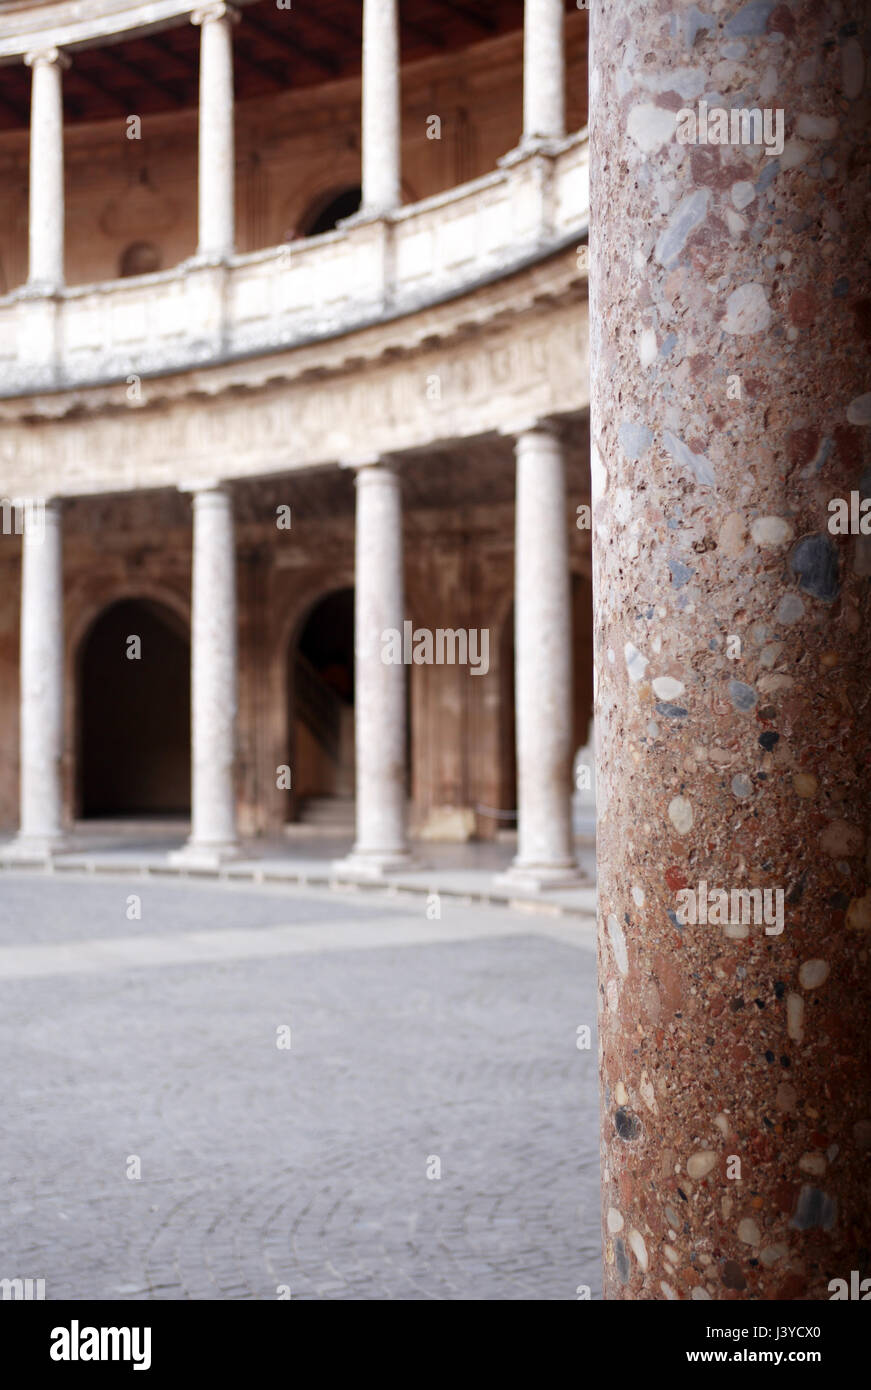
[78,598,191,817]
[289,587,355,823]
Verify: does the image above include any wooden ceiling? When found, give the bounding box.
[0,0,578,133]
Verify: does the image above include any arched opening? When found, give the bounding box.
[289,587,355,824]
[78,598,190,818]
[299,186,362,238]
[119,240,161,278]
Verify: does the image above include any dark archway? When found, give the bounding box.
[289,587,355,820]
[78,598,190,817]
[300,186,362,237]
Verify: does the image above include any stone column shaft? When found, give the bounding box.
[361,0,401,215]
[591,0,871,1299]
[193,3,237,259]
[175,486,238,863]
[18,500,64,851]
[523,0,565,144]
[505,427,577,886]
[339,461,411,875]
[25,49,67,290]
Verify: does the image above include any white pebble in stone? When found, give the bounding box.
[723,282,771,335]
[624,641,649,682]
[776,593,805,624]
[751,516,794,547]
[627,103,677,152]
[796,113,838,140]
[668,796,694,834]
[780,139,811,169]
[732,774,753,799]
[799,1152,827,1176]
[687,1150,717,1179]
[627,1228,649,1272]
[760,1244,788,1266]
[640,327,658,367]
[652,676,686,700]
[607,1206,624,1233]
[691,1287,711,1300]
[847,392,871,425]
[632,885,645,907]
[799,959,829,990]
[737,1218,761,1246]
[607,913,629,977]
[661,1281,678,1300]
[731,180,755,210]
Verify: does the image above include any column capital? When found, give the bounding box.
[191,2,240,25]
[178,479,231,496]
[499,417,562,444]
[24,47,70,70]
[339,454,398,476]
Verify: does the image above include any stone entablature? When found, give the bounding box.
[0,134,588,399]
[0,0,260,59]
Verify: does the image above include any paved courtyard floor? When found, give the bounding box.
[0,873,601,1300]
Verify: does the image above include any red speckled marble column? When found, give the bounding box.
[590,1,871,1300]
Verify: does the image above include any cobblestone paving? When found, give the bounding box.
[0,875,601,1300]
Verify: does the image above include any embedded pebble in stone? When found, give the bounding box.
[799,1152,827,1176]
[775,593,805,625]
[655,703,688,719]
[718,512,747,557]
[669,559,694,588]
[760,643,782,668]
[627,1228,649,1272]
[846,892,871,933]
[691,1287,711,1300]
[737,1218,761,1246]
[789,534,840,601]
[614,1236,631,1284]
[664,1205,681,1229]
[798,959,829,990]
[631,885,645,908]
[792,772,818,798]
[639,328,658,367]
[647,720,660,737]
[661,1281,678,1300]
[655,188,710,268]
[847,392,871,425]
[760,1244,788,1267]
[614,1080,628,1105]
[607,913,629,976]
[723,282,771,335]
[732,774,753,799]
[662,431,715,487]
[725,0,776,36]
[614,1106,642,1141]
[627,103,677,152]
[751,516,794,548]
[624,642,649,682]
[686,1150,717,1179]
[619,421,654,461]
[728,679,757,712]
[731,180,755,211]
[668,796,694,835]
[652,676,685,701]
[841,37,865,101]
[790,1186,837,1231]
[758,730,779,751]
[787,993,804,1041]
[776,1083,797,1112]
[780,138,811,169]
[607,1206,624,1234]
[819,819,863,857]
[796,113,838,141]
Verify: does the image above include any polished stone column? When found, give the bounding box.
[335,459,411,877]
[361,0,400,215]
[172,486,239,866]
[500,425,578,888]
[522,0,565,146]
[25,48,68,291]
[13,500,65,856]
[192,3,238,259]
[591,0,871,1299]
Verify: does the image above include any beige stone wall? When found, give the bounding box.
[0,17,588,293]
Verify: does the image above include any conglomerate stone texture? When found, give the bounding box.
[590,0,871,1298]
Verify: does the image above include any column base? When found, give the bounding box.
[493,859,583,892]
[168,841,242,872]
[332,849,419,882]
[1,833,67,865]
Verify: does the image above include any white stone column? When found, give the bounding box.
[361,0,400,215]
[522,0,565,146]
[25,48,68,292]
[172,485,239,866]
[334,459,412,878]
[499,425,578,888]
[192,3,238,260]
[11,500,65,857]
